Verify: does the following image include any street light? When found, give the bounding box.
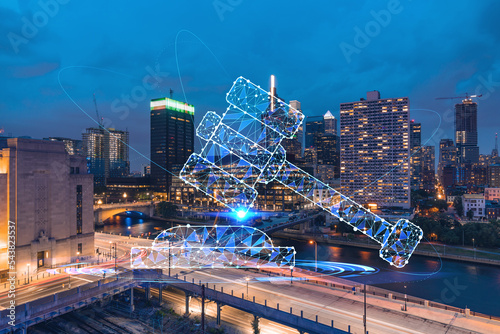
[168,238,171,277]
[27,264,30,284]
[123,193,127,203]
[109,241,117,274]
[245,277,250,299]
[404,285,408,311]
[309,240,317,272]
[472,238,476,259]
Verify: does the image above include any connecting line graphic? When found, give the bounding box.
[179,77,423,268]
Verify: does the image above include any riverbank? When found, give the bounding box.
[272,231,500,267]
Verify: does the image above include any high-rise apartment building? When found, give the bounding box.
[289,100,303,156]
[281,138,302,161]
[82,128,130,188]
[0,139,94,281]
[455,98,479,164]
[305,116,324,148]
[409,121,422,191]
[315,134,340,179]
[438,139,457,183]
[340,91,410,208]
[420,146,435,192]
[150,97,194,193]
[488,164,500,188]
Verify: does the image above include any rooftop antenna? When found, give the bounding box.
[493,133,499,157]
[270,75,276,109]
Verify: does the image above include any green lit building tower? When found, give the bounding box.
[150,97,194,193]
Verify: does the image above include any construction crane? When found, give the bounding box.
[435,93,482,100]
[93,93,104,128]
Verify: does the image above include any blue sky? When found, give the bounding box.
[1,0,500,170]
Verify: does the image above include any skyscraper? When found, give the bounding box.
[150,97,194,193]
[82,128,129,188]
[438,139,457,185]
[340,91,410,208]
[420,145,435,192]
[324,110,337,135]
[305,116,324,148]
[455,98,479,164]
[315,133,340,180]
[289,100,303,155]
[409,121,422,191]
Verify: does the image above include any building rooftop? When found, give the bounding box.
[463,194,485,199]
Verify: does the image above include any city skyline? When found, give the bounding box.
[1,1,500,171]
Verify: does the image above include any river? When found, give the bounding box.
[97,216,500,317]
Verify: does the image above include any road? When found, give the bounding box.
[2,232,499,334]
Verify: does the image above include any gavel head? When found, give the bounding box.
[226,77,304,140]
[379,219,423,268]
[225,77,304,183]
[180,77,304,214]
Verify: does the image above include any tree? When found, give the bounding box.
[466,209,474,221]
[453,196,464,217]
[156,201,177,218]
[251,316,260,334]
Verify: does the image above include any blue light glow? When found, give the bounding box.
[237,210,247,219]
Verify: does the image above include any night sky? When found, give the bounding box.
[1,0,500,171]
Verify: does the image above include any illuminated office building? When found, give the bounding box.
[82,128,129,188]
[340,90,410,208]
[150,97,194,193]
[305,116,324,148]
[488,164,500,188]
[315,134,340,180]
[438,139,457,184]
[324,110,337,135]
[289,100,303,156]
[420,145,435,192]
[455,98,479,164]
[409,121,422,191]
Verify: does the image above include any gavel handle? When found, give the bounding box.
[275,160,394,245]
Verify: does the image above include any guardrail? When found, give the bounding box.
[0,274,136,332]
[251,267,500,323]
[163,273,351,334]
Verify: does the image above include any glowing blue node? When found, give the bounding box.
[237,210,247,219]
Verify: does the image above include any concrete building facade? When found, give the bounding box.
[0,139,94,281]
[462,194,485,220]
[485,188,500,201]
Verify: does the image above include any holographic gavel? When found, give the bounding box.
[180,77,423,268]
